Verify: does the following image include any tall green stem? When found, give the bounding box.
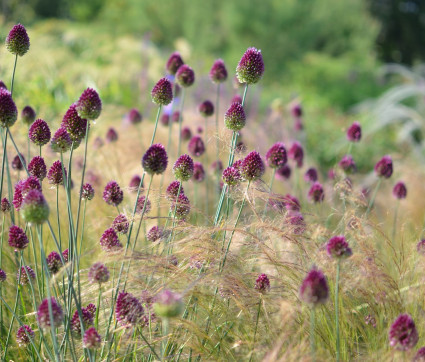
[311,307,316,362]
[215,83,221,204]
[150,105,162,146]
[10,54,18,97]
[392,200,399,244]
[365,178,382,217]
[204,116,209,222]
[177,89,186,156]
[335,261,340,362]
[249,296,262,362]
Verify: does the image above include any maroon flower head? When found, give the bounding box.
[286,211,306,234]
[6,24,30,56]
[46,251,62,274]
[28,156,47,181]
[166,181,185,201]
[181,126,192,141]
[1,198,11,213]
[224,102,246,131]
[188,136,205,157]
[61,103,88,142]
[0,89,18,128]
[210,59,228,83]
[172,111,181,123]
[170,193,191,219]
[142,143,168,175]
[339,155,357,174]
[276,165,291,180]
[414,347,425,361]
[308,182,324,203]
[129,175,143,193]
[106,127,118,143]
[11,153,25,171]
[21,105,36,125]
[375,155,393,178]
[176,64,195,88]
[0,81,6,90]
[151,77,173,105]
[299,267,329,306]
[288,142,304,168]
[173,154,194,181]
[417,240,425,255]
[326,235,352,259]
[70,306,94,336]
[17,265,36,285]
[62,249,69,263]
[29,119,51,146]
[116,291,144,326]
[76,88,102,120]
[222,166,242,186]
[231,94,243,104]
[51,127,72,153]
[16,325,34,347]
[255,273,270,293]
[136,195,151,215]
[37,297,63,329]
[0,269,5,282]
[83,327,101,349]
[103,181,123,207]
[81,183,95,200]
[236,47,265,84]
[304,167,318,183]
[166,52,184,75]
[284,194,301,211]
[88,262,110,284]
[47,160,67,186]
[347,121,362,142]
[266,142,287,169]
[153,289,183,318]
[147,226,163,242]
[389,313,418,351]
[161,113,170,126]
[127,108,142,125]
[241,151,265,181]
[8,225,29,250]
[13,177,41,211]
[112,214,129,234]
[393,181,407,200]
[199,100,214,117]
[197,126,203,134]
[291,103,303,118]
[192,162,205,182]
[99,228,122,251]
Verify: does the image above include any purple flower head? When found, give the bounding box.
[326,235,352,259]
[37,297,63,329]
[142,143,168,175]
[173,154,194,181]
[266,142,287,169]
[112,214,129,234]
[417,239,425,255]
[17,265,36,285]
[106,127,118,143]
[0,81,6,90]
[276,165,291,180]
[28,119,51,146]
[304,167,318,183]
[8,225,29,251]
[116,291,144,326]
[414,347,425,361]
[1,198,11,213]
[283,194,301,212]
[231,94,243,104]
[0,269,6,282]
[172,111,181,123]
[103,181,123,207]
[100,228,122,251]
[188,136,205,157]
[181,126,192,141]
[93,136,103,149]
[62,249,69,263]
[83,327,101,349]
[255,273,270,294]
[76,88,102,120]
[291,103,303,118]
[240,151,265,181]
[199,100,214,117]
[6,24,30,56]
[299,267,329,306]
[153,289,183,318]
[129,175,143,193]
[11,153,25,171]
[81,183,95,200]
[47,160,66,186]
[393,181,407,200]
[51,127,72,153]
[170,193,191,219]
[288,142,304,168]
[16,325,34,347]
[211,160,223,174]
[88,262,110,284]
[21,105,36,126]
[374,155,393,178]
[210,59,228,84]
[161,113,170,126]
[197,126,203,134]
[61,103,88,142]
[236,47,264,84]
[222,166,242,186]
[286,211,306,234]
[127,108,142,125]
[147,226,163,242]
[224,102,246,131]
[71,307,94,336]
[0,89,18,128]
[28,156,47,181]
[136,195,151,215]
[176,64,195,88]
[308,182,324,203]
[13,177,41,211]
[389,313,418,351]
[192,162,205,182]
[46,251,62,274]
[339,155,357,174]
[166,181,185,201]
[151,77,173,105]
[347,121,362,142]
[166,52,184,75]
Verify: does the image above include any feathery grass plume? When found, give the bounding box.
[83,327,101,349]
[255,273,270,293]
[28,119,51,146]
[21,105,36,125]
[236,47,264,84]
[115,290,145,326]
[347,121,362,142]
[181,126,192,141]
[210,59,228,83]
[1,197,11,212]
[8,225,29,250]
[6,24,30,56]
[199,100,214,117]
[37,297,63,329]
[112,213,129,234]
[393,181,407,199]
[166,52,184,75]
[224,102,246,131]
[103,181,123,207]
[374,155,393,178]
[16,325,34,347]
[100,228,122,251]
[389,314,418,351]
[76,88,102,120]
[161,113,170,126]
[136,195,151,214]
[61,103,88,142]
[222,166,242,187]
[50,127,72,153]
[0,89,18,128]
[142,143,168,175]
[151,78,173,105]
[339,155,357,174]
[47,160,66,186]
[176,64,195,87]
[88,262,110,284]
[308,182,324,203]
[127,108,142,125]
[153,289,183,318]
[240,151,265,181]
[192,162,205,182]
[166,181,185,201]
[11,153,25,171]
[266,142,287,169]
[276,165,291,180]
[170,193,191,219]
[414,347,425,361]
[188,135,205,157]
[71,307,94,336]
[28,156,47,181]
[81,183,95,200]
[17,265,35,285]
[0,269,6,282]
[105,127,118,143]
[288,141,304,168]
[46,251,63,274]
[147,226,163,242]
[173,154,194,181]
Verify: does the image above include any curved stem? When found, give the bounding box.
[150,105,162,146]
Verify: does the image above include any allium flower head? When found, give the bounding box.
[70,307,94,336]
[231,94,243,104]
[13,177,41,211]
[62,249,69,263]
[393,181,407,199]
[136,195,151,215]
[112,214,129,234]
[417,240,425,255]
[29,119,51,146]
[61,103,88,142]
[83,327,101,349]
[17,265,35,285]
[11,154,25,171]
[28,156,47,181]
[47,160,66,186]
[288,142,304,168]
[100,228,122,251]
[181,126,192,141]
[161,113,170,126]
[339,155,357,174]
[210,59,228,83]
[21,105,36,125]
[255,273,270,293]
[389,313,418,351]
[199,100,214,117]
[304,167,318,183]
[8,225,29,250]
[414,347,425,361]
[166,181,185,201]
[129,175,143,193]
[147,226,163,242]
[326,235,352,259]
[116,291,144,326]
[0,269,6,282]
[127,108,142,125]
[151,78,173,105]
[0,81,6,90]
[291,103,303,118]
[106,127,118,143]
[347,121,362,142]
[6,24,30,56]
[0,89,18,128]
[240,151,265,181]
[76,88,102,120]
[266,142,287,169]
[299,267,329,306]
[192,162,205,182]
[236,47,264,84]
[50,127,72,153]
[222,166,242,186]
[142,143,168,175]
[172,111,181,123]
[103,181,123,207]
[153,289,183,318]
[81,183,95,200]
[46,251,62,274]
[37,297,63,329]
[224,102,246,131]
[16,325,34,347]
[88,262,110,284]
[166,52,184,75]
[284,194,301,212]
[308,182,324,203]
[276,165,291,180]
[374,155,393,178]
[1,198,11,213]
[170,193,191,219]
[173,154,194,181]
[286,211,306,234]
[176,64,195,88]
[188,136,205,157]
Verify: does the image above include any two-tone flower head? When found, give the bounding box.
[276,165,291,180]
[222,166,242,187]
[1,198,11,213]
[127,108,142,125]
[240,151,265,181]
[37,297,63,329]
[176,64,195,87]
[266,142,287,169]
[6,24,30,56]
[116,290,145,326]
[339,155,357,174]
[88,262,110,284]
[347,121,362,142]
[199,100,214,117]
[188,136,205,157]
[28,156,47,181]
[147,226,163,242]
[100,228,122,251]
[288,142,304,168]
[173,154,194,181]
[153,289,183,318]
[136,195,151,215]
[83,327,101,349]
[76,88,102,120]
[17,265,35,285]
[0,89,17,128]
[61,103,88,142]
[393,181,407,199]
[103,181,123,207]
[51,127,72,153]
[389,313,418,350]
[170,193,191,219]
[166,181,185,201]
[46,251,62,274]
[224,102,246,131]
[81,183,95,200]
[112,214,129,234]
[308,182,324,203]
[21,105,36,126]
[29,119,51,146]
[236,47,264,84]
[16,325,34,347]
[375,155,393,178]
[8,225,29,251]
[192,162,205,182]
[299,267,329,306]
[304,167,318,183]
[210,59,228,84]
[152,78,173,106]
[47,160,66,186]
[13,177,41,211]
[11,154,25,171]
[0,269,5,282]
[181,126,192,141]
[142,144,168,175]
[166,52,184,75]
[129,175,143,193]
[326,235,352,259]
[255,273,270,294]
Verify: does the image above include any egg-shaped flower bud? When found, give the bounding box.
[28,156,47,181]
[266,142,287,169]
[161,113,170,126]
[100,228,122,251]
[6,24,30,56]
[172,111,181,123]
[136,195,151,215]
[240,151,265,181]
[304,167,318,183]
[112,214,129,234]
[288,142,304,168]
[393,181,407,200]
[11,153,25,171]
[147,226,163,242]
[13,177,41,211]
[374,155,393,179]
[222,166,242,187]
[0,269,5,282]
[224,102,246,131]
[291,103,303,118]
[173,154,194,181]
[46,251,62,274]
[47,160,66,186]
[339,155,357,174]
[188,136,205,157]
[61,103,88,142]
[347,121,362,142]
[88,262,110,284]
[0,89,18,128]
[142,143,168,175]
[16,325,34,347]
[21,105,36,126]
[128,175,143,193]
[151,78,173,106]
[127,108,142,125]
[103,181,123,207]
[210,59,228,84]
[8,225,29,250]
[1,198,11,213]
[326,235,352,259]
[20,189,49,225]
[28,119,51,146]
[199,100,214,117]
[181,126,192,141]
[17,265,35,285]
[170,193,191,219]
[236,47,264,85]
[299,267,329,306]
[192,162,205,182]
[308,182,324,203]
[176,64,195,88]
[81,183,95,200]
[255,273,270,294]
[50,127,72,153]
[166,52,184,75]
[106,127,118,143]
[276,165,291,181]
[231,94,242,104]
[76,88,102,120]
[389,313,418,351]
[153,289,183,318]
[116,291,144,326]
[83,327,101,349]
[166,181,185,201]
[37,297,63,329]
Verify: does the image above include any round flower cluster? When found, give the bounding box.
[210,59,228,83]
[142,144,168,175]
[265,142,287,169]
[81,183,95,200]
[166,52,184,75]
[100,228,122,251]
[173,154,194,181]
[151,78,173,106]
[76,88,102,120]
[222,166,242,186]
[326,235,352,259]
[112,214,129,234]
[28,156,47,181]
[147,226,163,242]
[61,103,88,142]
[50,127,72,153]
[254,273,270,294]
[16,325,34,347]
[88,262,110,284]
[116,290,145,326]
[46,251,63,274]
[176,65,195,88]
[136,195,151,215]
[0,89,18,128]
[37,297,63,329]
[299,267,329,306]
[236,47,265,84]
[199,100,214,117]
[188,136,205,157]
[224,103,246,131]
[103,181,123,207]
[240,151,265,181]
[29,119,51,146]
[6,24,30,56]
[17,265,36,285]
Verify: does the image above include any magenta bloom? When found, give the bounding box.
[0,81,6,90]
[51,127,72,153]
[13,177,41,211]
[222,166,242,186]
[240,151,265,181]
[192,162,205,182]
[81,183,95,200]
[0,269,5,282]
[37,297,63,329]
[161,113,170,126]
[62,249,69,263]
[142,144,168,175]
[188,136,205,157]
[28,119,51,146]
[299,267,329,306]
[283,194,301,211]
[389,314,418,351]
[100,228,122,251]
[11,153,25,171]
[17,265,36,285]
[1,198,11,213]
[308,182,324,203]
[414,347,425,361]
[127,108,142,125]
[21,105,36,125]
[326,235,352,259]
[173,154,194,181]
[266,142,287,169]
[0,89,18,128]
[339,155,357,173]
[291,103,303,118]
[76,88,102,120]
[71,306,94,336]
[8,225,29,250]
[28,156,47,181]
[153,289,183,318]
[129,175,143,193]
[112,214,129,234]
[231,94,243,104]
[347,121,362,142]
[83,327,101,349]
[166,181,185,201]
[276,165,291,180]
[46,251,63,274]
[136,195,151,215]
[61,103,88,142]
[210,59,228,84]
[151,77,173,105]
[47,160,66,186]
[393,181,407,199]
[181,126,192,141]
[116,291,145,326]
[304,167,318,183]
[170,193,191,219]
[88,262,110,284]
[172,111,181,123]
[147,226,163,242]
[255,273,270,294]
[236,47,264,84]
[224,102,246,131]
[286,211,306,234]
[417,240,425,255]
[176,64,195,87]
[103,181,123,207]
[6,24,30,56]
[288,142,304,168]
[16,325,34,347]
[199,100,214,117]
[374,155,393,178]
[166,52,184,75]
[106,127,118,143]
